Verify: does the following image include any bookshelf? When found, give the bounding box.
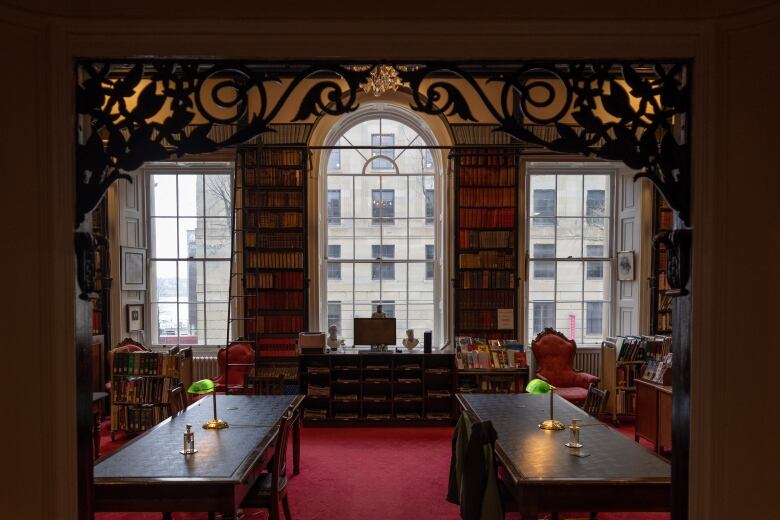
[237,146,308,359]
[601,335,672,424]
[650,192,673,334]
[109,347,192,436]
[299,352,455,425]
[453,149,519,340]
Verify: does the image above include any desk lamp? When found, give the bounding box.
[187,379,229,430]
[526,378,565,431]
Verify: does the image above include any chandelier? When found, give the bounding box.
[350,64,417,97]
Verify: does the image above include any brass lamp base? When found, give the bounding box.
[538,419,565,431]
[202,419,230,430]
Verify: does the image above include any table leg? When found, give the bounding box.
[292,413,301,475]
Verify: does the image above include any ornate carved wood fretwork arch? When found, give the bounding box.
[75,60,690,298]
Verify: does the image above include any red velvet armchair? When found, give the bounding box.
[531,328,599,404]
[213,341,255,394]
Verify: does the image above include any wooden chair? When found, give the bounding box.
[583,383,609,418]
[167,383,187,417]
[245,373,286,395]
[240,410,294,520]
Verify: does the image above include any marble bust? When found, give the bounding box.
[402,329,419,351]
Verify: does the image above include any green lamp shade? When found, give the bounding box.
[187,379,216,394]
[526,378,553,394]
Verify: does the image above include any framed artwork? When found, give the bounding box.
[617,250,635,281]
[121,246,146,290]
[127,304,144,332]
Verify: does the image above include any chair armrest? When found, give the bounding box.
[571,371,600,388]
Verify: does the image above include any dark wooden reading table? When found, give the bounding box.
[94,394,304,519]
[457,393,671,519]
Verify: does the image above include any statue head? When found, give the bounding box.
[406,329,415,339]
[328,324,337,338]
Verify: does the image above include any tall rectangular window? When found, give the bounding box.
[527,168,612,345]
[425,189,434,224]
[371,244,395,280]
[371,189,395,225]
[533,189,555,226]
[586,189,606,225]
[371,133,395,169]
[327,244,341,280]
[533,244,555,279]
[327,301,342,332]
[148,167,233,347]
[425,244,434,280]
[371,300,396,318]
[586,245,604,279]
[533,302,555,335]
[328,190,341,225]
[586,302,603,335]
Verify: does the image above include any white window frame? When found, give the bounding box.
[146,162,234,351]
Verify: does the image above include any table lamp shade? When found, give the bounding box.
[526,378,553,394]
[188,379,216,394]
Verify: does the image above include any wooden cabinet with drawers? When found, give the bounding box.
[635,378,672,456]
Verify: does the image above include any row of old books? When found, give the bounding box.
[244,169,303,187]
[255,338,298,356]
[112,351,181,377]
[111,375,175,404]
[245,190,303,208]
[245,210,303,228]
[459,208,515,228]
[455,151,518,168]
[244,271,304,289]
[247,292,305,310]
[246,315,304,334]
[458,166,516,186]
[250,149,302,166]
[459,270,515,289]
[245,251,304,269]
[459,230,513,249]
[459,187,515,207]
[457,288,514,309]
[111,404,168,432]
[458,310,497,330]
[615,335,672,361]
[459,251,514,269]
[245,231,304,249]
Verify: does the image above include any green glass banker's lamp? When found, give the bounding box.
[187,379,229,430]
[526,378,565,431]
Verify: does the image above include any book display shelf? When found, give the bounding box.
[299,353,455,425]
[650,192,673,334]
[601,335,672,424]
[237,146,308,359]
[453,149,519,340]
[109,347,191,436]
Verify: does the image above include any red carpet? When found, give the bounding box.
[96,422,669,520]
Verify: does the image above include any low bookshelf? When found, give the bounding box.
[299,351,456,425]
[109,347,192,438]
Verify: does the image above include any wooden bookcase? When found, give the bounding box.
[237,146,308,358]
[299,352,455,425]
[109,347,191,436]
[650,191,673,334]
[453,149,519,340]
[600,338,643,424]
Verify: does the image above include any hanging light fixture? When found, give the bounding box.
[348,64,418,97]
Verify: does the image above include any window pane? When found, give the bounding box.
[150,260,177,302]
[371,133,395,169]
[328,146,341,171]
[152,217,178,259]
[586,245,604,279]
[556,217,583,258]
[178,217,202,258]
[533,244,555,279]
[425,189,434,224]
[205,217,232,258]
[328,190,341,224]
[177,261,203,303]
[204,174,232,217]
[151,175,177,216]
[557,175,582,217]
[586,302,604,336]
[153,302,178,344]
[205,302,228,345]
[177,174,202,217]
[425,244,434,280]
[532,188,555,226]
[327,301,342,333]
[205,261,231,302]
[532,302,554,335]
[371,189,395,224]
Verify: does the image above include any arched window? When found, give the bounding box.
[320,106,442,347]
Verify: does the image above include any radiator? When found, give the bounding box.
[574,348,601,378]
[193,356,219,381]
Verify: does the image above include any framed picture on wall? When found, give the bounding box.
[617,250,635,281]
[127,304,144,332]
[121,246,146,290]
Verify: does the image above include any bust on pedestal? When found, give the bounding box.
[326,324,344,352]
[402,329,419,352]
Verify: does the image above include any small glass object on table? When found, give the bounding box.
[565,418,583,448]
